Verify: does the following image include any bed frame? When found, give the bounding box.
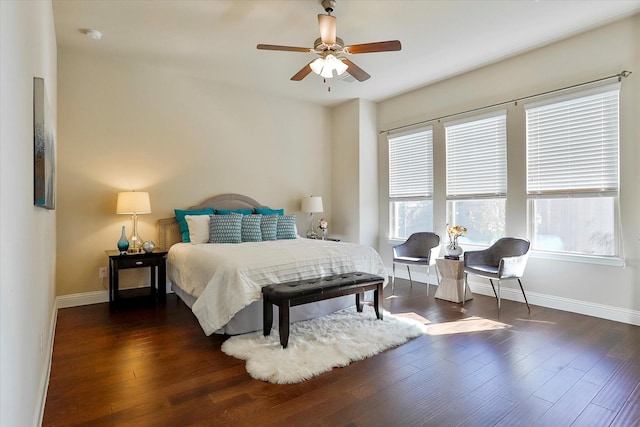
[157,193,268,250]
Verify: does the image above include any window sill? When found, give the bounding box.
[530,251,625,267]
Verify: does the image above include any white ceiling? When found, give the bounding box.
[52,0,640,107]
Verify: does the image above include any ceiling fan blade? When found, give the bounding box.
[257,44,313,53]
[290,61,315,81]
[344,40,402,54]
[341,58,370,82]
[318,14,337,44]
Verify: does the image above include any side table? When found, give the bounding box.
[434,258,473,303]
[106,249,168,310]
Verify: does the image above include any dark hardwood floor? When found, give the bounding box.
[43,279,640,426]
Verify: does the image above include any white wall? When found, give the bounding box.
[56,48,332,296]
[0,1,58,426]
[331,99,379,246]
[377,14,640,322]
[332,100,360,242]
[358,100,379,248]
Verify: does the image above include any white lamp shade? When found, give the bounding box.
[335,57,348,75]
[301,196,323,213]
[320,65,334,79]
[116,191,151,214]
[310,57,324,75]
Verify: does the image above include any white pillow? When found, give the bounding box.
[185,214,211,244]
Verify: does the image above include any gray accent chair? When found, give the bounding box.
[463,237,531,312]
[392,232,440,295]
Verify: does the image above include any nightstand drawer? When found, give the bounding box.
[116,257,160,269]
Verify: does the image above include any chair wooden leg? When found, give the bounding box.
[406,265,413,288]
[518,279,531,312]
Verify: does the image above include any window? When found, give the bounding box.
[388,127,433,239]
[526,84,619,257]
[445,112,507,245]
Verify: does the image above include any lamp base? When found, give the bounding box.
[306,212,317,239]
[129,214,144,253]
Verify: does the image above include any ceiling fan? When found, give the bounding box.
[257,0,401,82]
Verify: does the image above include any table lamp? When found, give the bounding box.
[300,195,323,239]
[116,191,151,253]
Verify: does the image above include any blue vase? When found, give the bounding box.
[117,226,129,254]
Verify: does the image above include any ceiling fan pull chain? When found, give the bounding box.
[322,78,331,92]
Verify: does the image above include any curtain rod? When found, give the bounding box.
[379,70,632,135]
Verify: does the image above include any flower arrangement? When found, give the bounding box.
[446,224,467,249]
[318,218,328,240]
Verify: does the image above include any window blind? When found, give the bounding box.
[526,84,619,196]
[445,112,507,199]
[388,127,433,199]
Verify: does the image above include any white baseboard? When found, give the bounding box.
[56,290,109,308]
[387,266,640,326]
[34,298,59,427]
[56,287,175,309]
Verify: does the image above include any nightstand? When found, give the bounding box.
[105,249,168,310]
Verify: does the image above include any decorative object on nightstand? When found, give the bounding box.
[445,224,467,260]
[301,195,323,239]
[116,191,151,253]
[318,218,328,240]
[142,240,156,253]
[117,225,129,254]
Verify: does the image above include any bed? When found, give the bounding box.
[158,194,388,336]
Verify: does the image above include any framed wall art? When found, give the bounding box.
[33,77,56,209]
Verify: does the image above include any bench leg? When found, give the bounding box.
[356,292,365,312]
[374,284,383,320]
[278,300,290,349]
[263,297,273,337]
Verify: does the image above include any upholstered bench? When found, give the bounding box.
[262,272,385,348]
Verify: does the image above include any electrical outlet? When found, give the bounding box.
[99,267,107,279]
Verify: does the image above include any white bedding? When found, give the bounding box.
[168,238,388,335]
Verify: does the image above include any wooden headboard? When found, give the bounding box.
[157,193,268,250]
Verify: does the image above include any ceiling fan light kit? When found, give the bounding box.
[257,0,401,85]
[311,53,348,78]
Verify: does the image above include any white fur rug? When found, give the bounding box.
[221,305,425,384]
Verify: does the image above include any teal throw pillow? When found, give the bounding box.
[254,207,284,216]
[175,208,214,243]
[276,214,297,240]
[241,214,263,242]
[209,213,242,243]
[261,215,279,241]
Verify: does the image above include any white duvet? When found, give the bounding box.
[168,238,388,335]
